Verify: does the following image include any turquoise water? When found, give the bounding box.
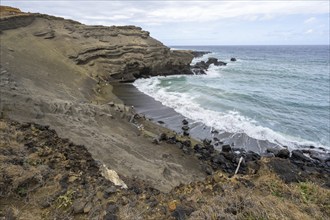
[134,45,330,150]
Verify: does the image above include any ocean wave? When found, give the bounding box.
[133,77,327,150]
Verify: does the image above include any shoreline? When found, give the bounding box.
[112,82,329,155]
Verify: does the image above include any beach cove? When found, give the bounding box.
[1,6,329,220]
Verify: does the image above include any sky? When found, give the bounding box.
[2,0,330,46]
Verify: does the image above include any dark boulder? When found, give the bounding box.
[193,144,204,153]
[206,57,227,66]
[191,57,226,75]
[203,139,212,147]
[244,151,261,162]
[167,136,177,144]
[222,144,232,152]
[275,149,290,159]
[221,152,236,161]
[230,57,237,61]
[290,150,311,162]
[267,158,304,183]
[193,61,208,70]
[182,140,191,148]
[212,154,227,164]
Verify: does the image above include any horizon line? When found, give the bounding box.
[169,44,329,46]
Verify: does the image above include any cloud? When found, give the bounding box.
[3,0,330,25]
[304,17,317,24]
[2,0,329,45]
[305,29,314,34]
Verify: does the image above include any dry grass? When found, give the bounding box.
[188,172,330,220]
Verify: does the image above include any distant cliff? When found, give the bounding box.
[0,9,194,82]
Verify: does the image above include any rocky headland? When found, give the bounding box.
[1,6,329,220]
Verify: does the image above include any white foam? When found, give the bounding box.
[134,77,327,151]
[204,64,224,78]
[190,52,214,65]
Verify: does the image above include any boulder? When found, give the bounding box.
[222,144,232,152]
[230,57,237,61]
[290,150,311,162]
[275,149,290,159]
[206,57,227,66]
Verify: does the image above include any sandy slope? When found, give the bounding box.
[0,13,205,192]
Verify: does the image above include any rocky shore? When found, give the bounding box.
[1,6,329,219]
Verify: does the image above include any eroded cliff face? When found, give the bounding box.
[0,12,194,82]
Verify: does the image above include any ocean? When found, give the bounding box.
[132,45,329,152]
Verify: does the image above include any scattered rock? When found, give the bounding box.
[203,139,211,146]
[181,125,189,131]
[230,58,237,61]
[222,144,231,152]
[290,150,311,162]
[182,119,189,125]
[276,149,290,159]
[73,199,87,214]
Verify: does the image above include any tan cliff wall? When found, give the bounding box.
[0,11,194,82]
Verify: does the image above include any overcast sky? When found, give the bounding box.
[3,0,329,45]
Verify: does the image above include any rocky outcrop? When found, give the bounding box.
[190,50,211,58]
[192,57,227,74]
[0,11,194,82]
[64,24,194,81]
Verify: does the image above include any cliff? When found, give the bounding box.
[0,11,194,82]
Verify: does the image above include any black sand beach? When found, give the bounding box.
[113,82,279,153]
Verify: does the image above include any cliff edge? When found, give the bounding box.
[0,8,194,82]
